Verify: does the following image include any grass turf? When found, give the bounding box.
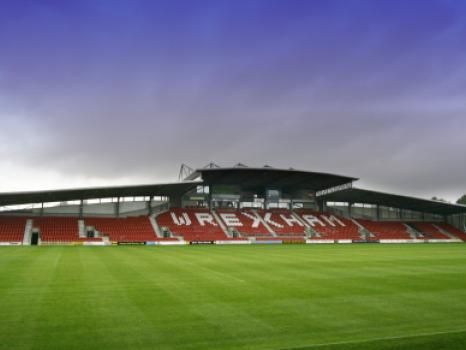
[0,244,466,350]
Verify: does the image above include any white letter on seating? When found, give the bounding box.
[302,215,325,227]
[280,214,304,227]
[195,213,217,226]
[220,213,243,227]
[263,213,283,228]
[242,212,261,228]
[171,212,191,226]
[322,215,345,227]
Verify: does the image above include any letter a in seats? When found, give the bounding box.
[302,215,325,227]
[322,215,345,227]
[280,214,304,227]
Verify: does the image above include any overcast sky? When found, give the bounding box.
[0,0,465,201]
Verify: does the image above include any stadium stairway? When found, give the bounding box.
[22,219,33,245]
[78,219,86,238]
[149,214,163,238]
[436,223,466,241]
[357,220,413,240]
[410,222,451,240]
[211,210,233,238]
[351,219,374,240]
[404,223,421,239]
[432,224,459,240]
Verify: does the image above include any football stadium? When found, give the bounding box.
[1,163,466,246]
[2,1,466,350]
[1,164,466,350]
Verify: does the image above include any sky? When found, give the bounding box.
[0,0,465,202]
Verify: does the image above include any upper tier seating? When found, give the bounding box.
[257,209,306,236]
[156,208,228,241]
[85,217,157,242]
[34,217,79,242]
[410,222,450,239]
[296,210,361,240]
[217,209,272,237]
[357,220,412,240]
[436,223,466,241]
[0,217,27,242]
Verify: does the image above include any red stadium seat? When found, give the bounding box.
[85,217,158,242]
[257,209,306,237]
[357,219,412,240]
[411,222,452,239]
[156,208,228,241]
[34,217,79,243]
[0,217,27,242]
[297,210,361,240]
[217,209,272,237]
[436,223,466,241]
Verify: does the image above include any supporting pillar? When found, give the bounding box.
[207,186,212,210]
[317,199,325,213]
[40,202,44,217]
[79,199,84,218]
[147,199,153,215]
[348,202,353,217]
[376,204,381,221]
[115,197,120,218]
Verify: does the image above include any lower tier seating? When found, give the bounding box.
[357,220,412,240]
[156,208,228,241]
[2,213,464,244]
[257,209,306,236]
[436,223,466,241]
[410,222,450,239]
[217,209,272,237]
[0,217,27,242]
[34,217,79,242]
[85,217,157,242]
[297,210,361,240]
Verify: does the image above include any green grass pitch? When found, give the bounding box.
[1,244,466,350]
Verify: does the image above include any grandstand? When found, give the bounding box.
[0,164,465,245]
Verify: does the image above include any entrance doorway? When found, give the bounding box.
[31,232,39,245]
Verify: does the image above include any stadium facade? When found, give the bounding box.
[0,163,465,245]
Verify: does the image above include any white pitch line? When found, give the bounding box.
[278,327,466,350]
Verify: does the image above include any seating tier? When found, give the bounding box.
[156,209,228,241]
[0,217,27,242]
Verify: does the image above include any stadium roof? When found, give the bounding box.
[186,167,358,192]
[0,181,201,206]
[320,188,466,215]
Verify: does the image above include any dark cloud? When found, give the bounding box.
[0,0,465,201]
